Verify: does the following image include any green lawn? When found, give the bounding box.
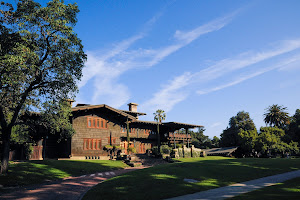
[83,156,300,200]
[0,159,127,187]
[231,177,300,200]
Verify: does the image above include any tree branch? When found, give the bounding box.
[9,81,37,129]
[31,80,59,90]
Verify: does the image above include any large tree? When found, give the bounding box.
[286,109,300,143]
[255,127,298,157]
[264,104,290,129]
[190,127,213,149]
[220,111,257,147]
[0,0,86,174]
[153,109,166,154]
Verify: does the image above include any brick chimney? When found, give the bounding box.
[128,103,138,112]
[65,99,74,107]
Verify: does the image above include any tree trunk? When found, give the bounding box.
[1,135,11,174]
[157,123,160,154]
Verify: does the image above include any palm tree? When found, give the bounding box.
[264,104,290,128]
[154,109,166,154]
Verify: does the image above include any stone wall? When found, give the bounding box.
[173,145,204,158]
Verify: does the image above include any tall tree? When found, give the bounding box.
[220,111,257,147]
[153,109,166,153]
[190,127,212,149]
[0,0,86,174]
[264,104,290,129]
[211,136,220,148]
[286,109,300,143]
[255,127,298,157]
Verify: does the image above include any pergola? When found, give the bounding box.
[162,122,203,148]
[130,120,203,148]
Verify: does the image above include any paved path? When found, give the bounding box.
[0,167,145,200]
[167,170,300,200]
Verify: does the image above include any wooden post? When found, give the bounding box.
[173,131,176,148]
[126,117,130,149]
[186,128,189,148]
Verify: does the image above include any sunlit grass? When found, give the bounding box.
[0,160,127,187]
[230,177,300,200]
[83,156,300,200]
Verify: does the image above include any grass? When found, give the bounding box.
[83,156,300,200]
[0,159,127,187]
[230,177,300,200]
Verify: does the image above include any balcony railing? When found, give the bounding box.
[168,132,191,139]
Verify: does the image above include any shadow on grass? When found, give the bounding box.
[83,157,300,200]
[0,160,126,187]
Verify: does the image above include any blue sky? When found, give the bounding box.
[33,0,300,138]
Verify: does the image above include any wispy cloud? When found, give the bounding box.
[197,52,300,95]
[210,122,222,128]
[174,11,237,43]
[78,10,236,107]
[141,39,300,112]
[140,72,193,112]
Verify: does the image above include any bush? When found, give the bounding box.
[151,146,161,157]
[127,147,136,154]
[160,145,172,154]
[170,143,183,149]
[24,143,33,159]
[178,148,183,157]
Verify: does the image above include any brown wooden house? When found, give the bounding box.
[41,102,203,159]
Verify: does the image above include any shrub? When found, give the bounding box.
[24,143,33,159]
[127,147,136,154]
[151,146,160,157]
[160,145,172,154]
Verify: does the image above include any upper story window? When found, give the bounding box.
[144,129,150,135]
[87,116,108,129]
[129,128,135,134]
[120,125,126,133]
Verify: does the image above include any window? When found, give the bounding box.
[83,138,102,150]
[87,117,108,129]
[120,125,126,133]
[130,128,135,134]
[88,118,92,127]
[144,129,150,135]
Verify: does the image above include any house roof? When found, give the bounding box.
[72,104,203,129]
[132,120,160,125]
[118,109,147,116]
[163,122,203,129]
[204,146,238,156]
[71,104,136,120]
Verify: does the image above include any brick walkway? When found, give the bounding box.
[0,166,145,200]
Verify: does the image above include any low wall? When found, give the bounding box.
[172,145,205,158]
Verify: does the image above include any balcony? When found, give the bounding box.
[168,132,191,140]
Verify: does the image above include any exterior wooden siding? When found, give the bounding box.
[71,115,122,156]
[71,114,156,157]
